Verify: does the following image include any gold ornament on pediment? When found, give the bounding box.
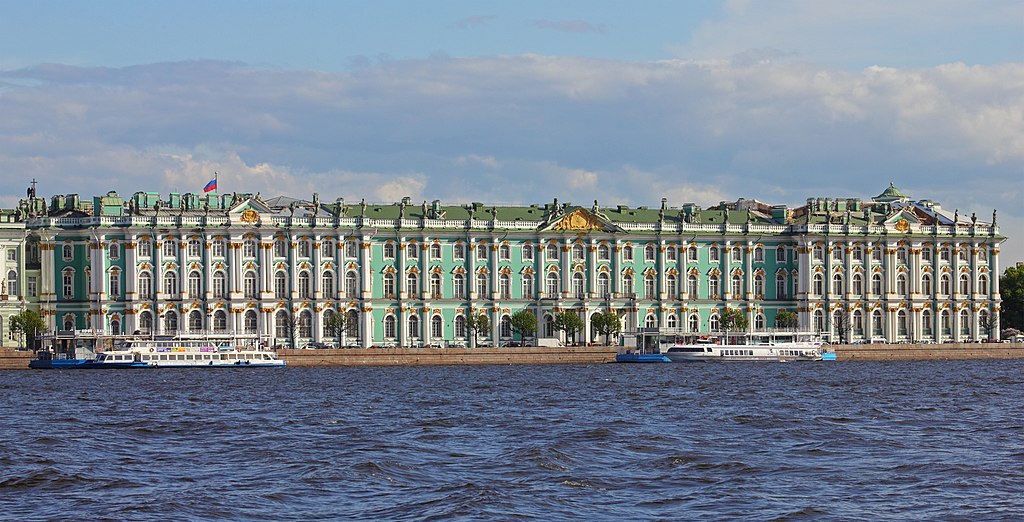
[895,218,910,232]
[240,209,260,224]
[553,208,605,232]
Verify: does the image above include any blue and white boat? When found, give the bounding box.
[29,331,285,369]
[614,350,672,363]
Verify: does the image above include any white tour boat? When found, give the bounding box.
[662,332,826,362]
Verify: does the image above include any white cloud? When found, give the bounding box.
[0,56,1021,260]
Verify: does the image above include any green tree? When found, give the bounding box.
[553,310,585,346]
[720,308,748,333]
[1000,264,1024,331]
[323,311,347,348]
[10,310,46,350]
[465,312,490,348]
[590,310,622,345]
[775,310,799,329]
[979,310,997,341]
[509,309,537,344]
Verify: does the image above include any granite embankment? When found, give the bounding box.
[4,343,1024,369]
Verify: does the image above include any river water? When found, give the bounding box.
[2,360,1023,521]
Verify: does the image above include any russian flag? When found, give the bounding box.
[203,177,217,193]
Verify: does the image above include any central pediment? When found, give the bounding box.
[544,208,618,233]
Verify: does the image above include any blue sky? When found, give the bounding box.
[0,0,1022,259]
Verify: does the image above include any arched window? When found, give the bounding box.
[897,310,908,336]
[813,273,824,295]
[959,309,970,335]
[63,314,75,331]
[345,271,358,296]
[108,243,120,261]
[500,274,512,299]
[546,272,559,297]
[275,271,288,298]
[213,310,228,332]
[940,274,951,295]
[188,310,203,332]
[544,314,555,337]
[346,310,359,339]
[667,274,678,297]
[832,274,843,295]
[383,273,396,298]
[645,274,656,299]
[455,315,467,338]
[688,275,699,299]
[853,309,864,335]
[164,311,178,333]
[164,271,178,295]
[598,244,610,260]
[188,271,202,299]
[212,270,227,298]
[922,273,933,295]
[688,246,698,262]
[299,310,312,337]
[709,275,719,297]
[430,243,442,259]
[872,310,883,336]
[407,242,418,258]
[753,274,764,297]
[407,272,419,297]
[732,247,742,262]
[384,242,396,259]
[408,315,420,339]
[476,273,488,297]
[244,310,258,334]
[477,243,488,260]
[852,273,863,295]
[244,271,258,298]
[709,314,720,331]
[871,274,882,295]
[776,273,787,299]
[499,243,511,260]
[688,314,700,332]
[138,272,153,299]
[547,243,559,260]
[645,314,657,329]
[979,274,989,295]
[431,315,443,338]
[275,310,290,340]
[110,317,121,336]
[522,274,534,298]
[941,309,952,335]
[755,314,765,330]
[500,315,512,338]
[922,309,933,336]
[813,309,825,332]
[297,271,311,299]
[623,275,634,296]
[979,309,990,339]
[666,246,677,261]
[106,269,119,299]
[454,273,465,299]
[598,273,610,297]
[959,274,969,295]
[709,246,719,262]
[732,274,742,296]
[430,273,442,298]
[573,273,585,299]
[896,273,907,296]
[667,314,677,328]
[521,244,533,261]
[622,245,634,261]
[139,311,153,334]
[645,244,656,261]
[453,243,465,259]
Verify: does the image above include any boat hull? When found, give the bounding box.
[615,352,672,363]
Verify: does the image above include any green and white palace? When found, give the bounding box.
[0,182,1007,348]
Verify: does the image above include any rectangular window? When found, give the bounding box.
[109,273,121,298]
[138,240,152,258]
[27,276,37,298]
[63,272,74,298]
[522,244,533,261]
[775,247,786,263]
[6,249,16,262]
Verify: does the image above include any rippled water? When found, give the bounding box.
[2,360,1023,521]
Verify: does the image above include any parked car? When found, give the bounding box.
[300,342,331,350]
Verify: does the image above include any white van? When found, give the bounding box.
[869,337,888,344]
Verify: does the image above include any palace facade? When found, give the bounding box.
[6,183,1006,347]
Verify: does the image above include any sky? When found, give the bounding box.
[0,0,1022,261]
